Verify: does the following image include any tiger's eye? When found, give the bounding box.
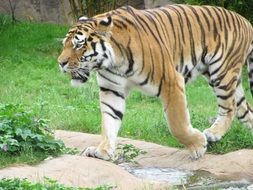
[76,44,83,48]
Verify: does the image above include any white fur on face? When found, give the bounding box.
[72,34,86,49]
[71,79,84,87]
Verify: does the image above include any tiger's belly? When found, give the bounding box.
[127,75,159,97]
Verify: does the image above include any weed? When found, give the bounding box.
[114,144,147,164]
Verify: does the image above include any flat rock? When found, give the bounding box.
[0,154,166,189]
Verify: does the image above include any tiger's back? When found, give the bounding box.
[107,5,253,84]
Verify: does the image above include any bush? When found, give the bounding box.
[0,104,67,156]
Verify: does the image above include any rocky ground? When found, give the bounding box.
[0,130,253,189]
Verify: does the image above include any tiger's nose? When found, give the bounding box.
[59,61,68,68]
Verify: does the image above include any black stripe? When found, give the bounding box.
[114,19,127,29]
[209,36,222,65]
[217,8,228,48]
[119,9,145,76]
[101,101,123,120]
[199,8,211,30]
[100,87,125,99]
[160,9,177,54]
[180,49,185,72]
[209,56,225,75]
[229,11,237,34]
[217,90,235,100]
[105,68,123,77]
[201,46,208,64]
[237,96,245,107]
[218,104,232,112]
[153,10,170,42]
[136,14,161,44]
[217,76,237,91]
[139,71,150,86]
[117,14,136,27]
[212,7,223,31]
[125,39,135,76]
[97,72,119,85]
[145,10,168,46]
[188,6,206,49]
[156,79,163,97]
[238,110,249,120]
[222,8,231,30]
[177,6,197,66]
[100,39,106,51]
[149,46,155,82]
[91,42,96,51]
[132,9,166,80]
[111,37,124,57]
[202,6,218,40]
[167,6,186,44]
[103,111,119,120]
[113,22,123,29]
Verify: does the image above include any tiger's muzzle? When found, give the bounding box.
[58,59,90,85]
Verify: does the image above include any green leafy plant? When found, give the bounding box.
[0,104,76,158]
[114,144,147,164]
[0,178,112,190]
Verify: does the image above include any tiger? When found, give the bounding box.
[57,4,253,160]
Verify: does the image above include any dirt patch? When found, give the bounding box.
[0,130,252,189]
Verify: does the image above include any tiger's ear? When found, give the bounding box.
[78,16,88,22]
[96,16,113,36]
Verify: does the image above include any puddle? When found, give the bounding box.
[128,167,193,185]
[119,164,252,189]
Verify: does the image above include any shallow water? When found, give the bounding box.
[120,164,252,189]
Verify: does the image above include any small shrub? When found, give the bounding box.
[0,104,72,156]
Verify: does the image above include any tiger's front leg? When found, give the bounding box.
[84,87,126,160]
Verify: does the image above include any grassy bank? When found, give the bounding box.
[0,15,253,158]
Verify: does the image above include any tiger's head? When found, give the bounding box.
[57,15,115,86]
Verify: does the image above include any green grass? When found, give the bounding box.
[0,14,253,163]
[0,178,111,190]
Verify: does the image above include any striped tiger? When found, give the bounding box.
[57,4,253,160]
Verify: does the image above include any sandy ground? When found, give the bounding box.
[0,130,252,189]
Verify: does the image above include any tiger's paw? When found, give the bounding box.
[82,146,113,161]
[187,130,207,160]
[203,128,222,142]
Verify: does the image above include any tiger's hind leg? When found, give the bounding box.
[161,72,207,159]
[203,67,240,142]
[235,78,253,129]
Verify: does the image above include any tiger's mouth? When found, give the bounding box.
[71,69,90,85]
